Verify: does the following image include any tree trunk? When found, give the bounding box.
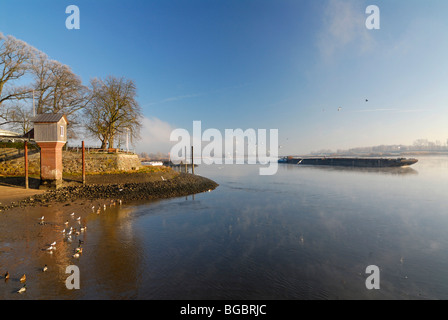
[108,136,114,149]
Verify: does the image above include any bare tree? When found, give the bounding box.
[85,76,142,149]
[28,51,92,139]
[7,102,33,135]
[28,51,54,115]
[0,32,34,125]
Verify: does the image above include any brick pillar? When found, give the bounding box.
[37,142,66,189]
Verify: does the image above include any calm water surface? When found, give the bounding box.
[2,155,448,299]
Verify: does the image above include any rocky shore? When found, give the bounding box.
[0,172,219,211]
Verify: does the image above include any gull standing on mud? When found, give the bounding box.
[17,284,26,294]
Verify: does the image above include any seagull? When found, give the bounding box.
[65,220,69,225]
[338,107,342,112]
[62,229,66,233]
[91,206,95,212]
[73,253,80,259]
[70,212,75,217]
[40,216,44,221]
[42,265,48,272]
[161,176,166,181]
[76,217,81,221]
[50,241,56,246]
[20,274,26,283]
[4,271,9,280]
[17,284,26,294]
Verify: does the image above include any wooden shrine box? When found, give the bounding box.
[32,113,68,189]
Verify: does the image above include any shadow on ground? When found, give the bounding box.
[0,176,41,189]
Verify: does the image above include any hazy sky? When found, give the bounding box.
[1,0,447,155]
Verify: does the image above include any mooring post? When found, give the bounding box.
[24,141,29,190]
[82,141,86,185]
[191,146,194,175]
[185,146,188,173]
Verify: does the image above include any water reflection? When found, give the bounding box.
[282,163,419,176]
[80,206,145,299]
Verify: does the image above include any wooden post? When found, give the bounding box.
[191,146,194,175]
[82,141,86,185]
[24,141,29,190]
[185,146,188,173]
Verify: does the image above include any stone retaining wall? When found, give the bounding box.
[0,151,142,176]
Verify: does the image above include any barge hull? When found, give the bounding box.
[281,157,418,168]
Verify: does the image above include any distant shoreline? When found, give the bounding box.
[288,151,448,158]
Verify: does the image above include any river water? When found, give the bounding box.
[1,155,448,300]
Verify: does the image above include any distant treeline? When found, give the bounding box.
[311,139,448,156]
[139,152,170,160]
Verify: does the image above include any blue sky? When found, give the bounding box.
[1,0,447,154]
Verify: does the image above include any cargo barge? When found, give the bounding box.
[278,156,418,168]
